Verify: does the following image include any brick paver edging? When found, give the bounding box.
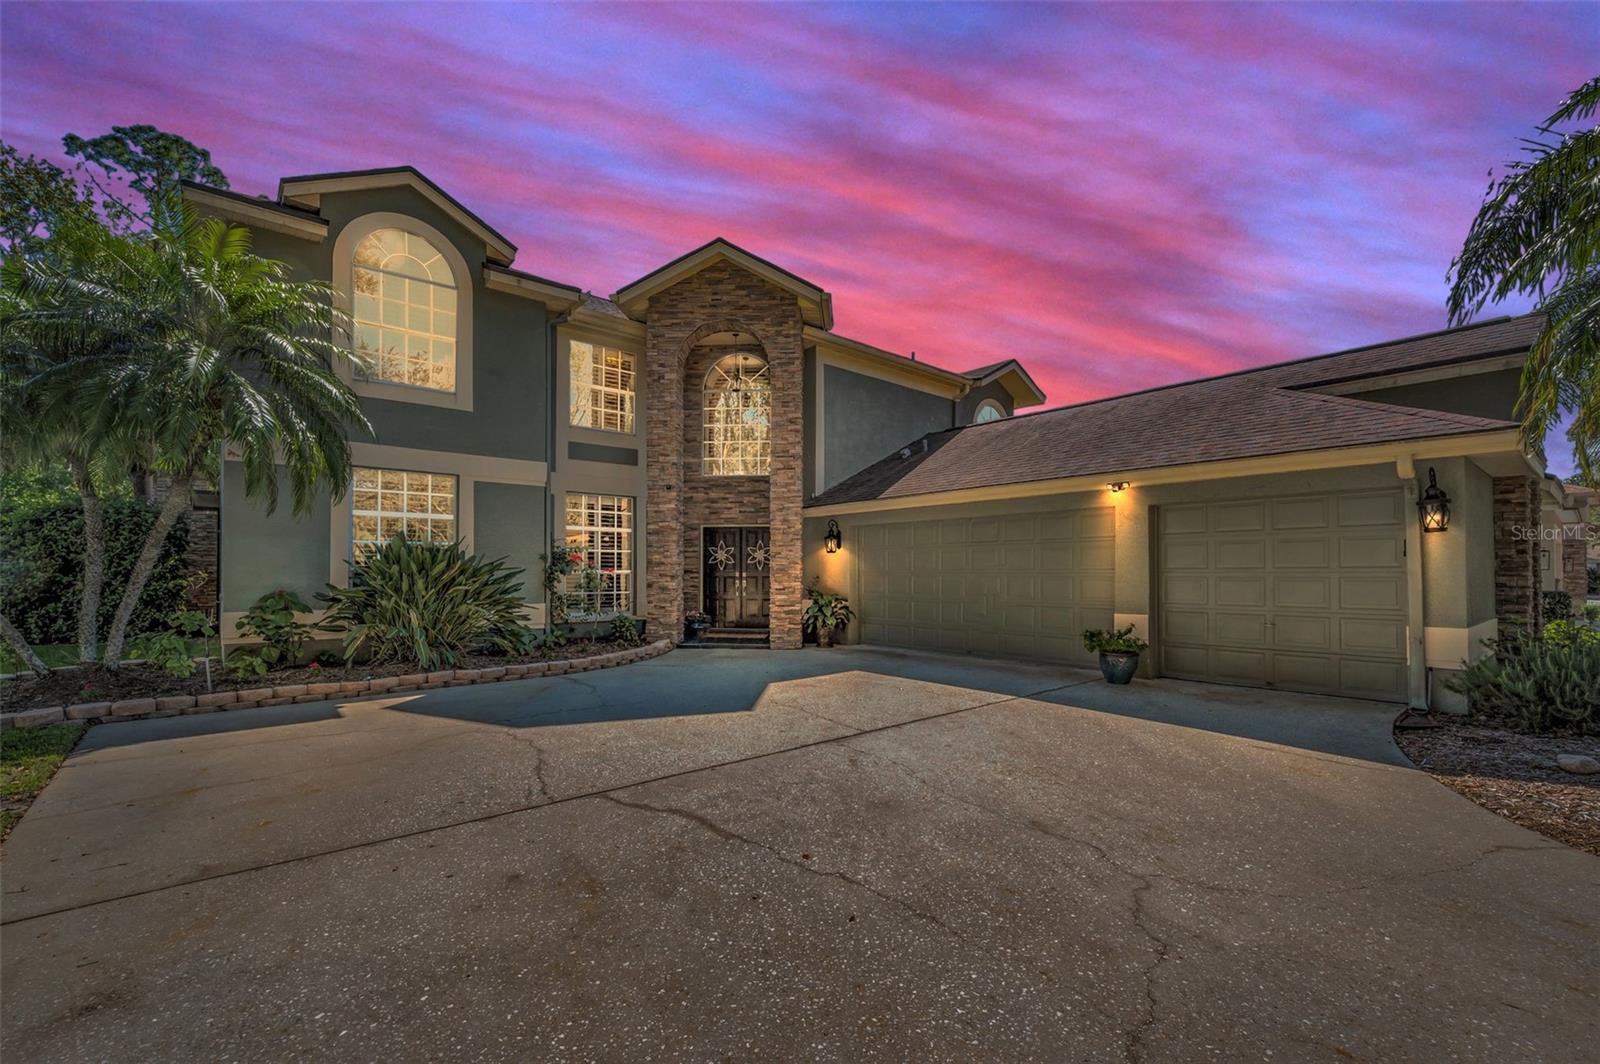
[1,639,675,730]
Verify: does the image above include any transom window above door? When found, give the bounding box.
[351,228,458,392]
[703,352,771,476]
[570,340,636,433]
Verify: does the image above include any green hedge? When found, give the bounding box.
[0,499,192,645]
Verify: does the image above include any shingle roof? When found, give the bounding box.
[810,315,1537,507]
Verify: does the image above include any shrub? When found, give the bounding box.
[609,615,645,648]
[1444,633,1600,735]
[129,609,214,677]
[235,589,315,666]
[0,498,192,645]
[1544,619,1600,649]
[129,630,196,677]
[1082,625,1149,654]
[225,650,268,680]
[1541,589,1574,621]
[1584,602,1600,624]
[319,536,532,670]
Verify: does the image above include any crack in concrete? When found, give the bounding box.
[3,675,1086,926]
[599,793,961,939]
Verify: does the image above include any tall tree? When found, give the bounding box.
[3,221,153,666]
[1448,76,1600,484]
[63,125,227,234]
[22,215,372,666]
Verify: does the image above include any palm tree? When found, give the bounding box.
[2,220,147,667]
[22,214,372,667]
[1449,76,1600,484]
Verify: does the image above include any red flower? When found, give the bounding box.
[308,661,321,670]
[568,553,584,564]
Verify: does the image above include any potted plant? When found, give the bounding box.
[684,612,711,644]
[1082,624,1149,684]
[803,585,856,647]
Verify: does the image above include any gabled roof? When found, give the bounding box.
[962,358,1047,408]
[277,166,518,266]
[810,315,1539,508]
[612,238,834,328]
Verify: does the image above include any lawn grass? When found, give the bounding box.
[1,722,87,841]
[1,640,213,675]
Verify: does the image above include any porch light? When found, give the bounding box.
[824,519,843,553]
[1418,467,1451,533]
[1107,481,1129,493]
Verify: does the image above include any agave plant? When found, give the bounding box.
[320,536,532,670]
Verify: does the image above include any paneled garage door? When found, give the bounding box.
[1158,490,1409,702]
[856,508,1114,665]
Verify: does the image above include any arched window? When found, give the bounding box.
[351,228,458,392]
[703,352,771,475]
[973,399,1007,423]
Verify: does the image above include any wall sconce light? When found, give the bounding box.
[824,519,843,553]
[1417,467,1451,533]
[1107,481,1129,493]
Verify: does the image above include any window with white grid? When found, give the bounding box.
[570,341,636,433]
[350,468,457,559]
[351,228,458,392]
[702,352,771,475]
[564,493,633,615]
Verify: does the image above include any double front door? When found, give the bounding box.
[704,527,770,628]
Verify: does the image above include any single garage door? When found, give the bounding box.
[1158,490,1409,702]
[856,507,1114,665]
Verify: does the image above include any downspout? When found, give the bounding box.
[546,305,572,634]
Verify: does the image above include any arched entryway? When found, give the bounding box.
[640,277,806,648]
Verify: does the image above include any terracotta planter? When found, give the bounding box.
[1098,650,1139,684]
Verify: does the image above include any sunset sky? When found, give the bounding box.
[2,2,1593,473]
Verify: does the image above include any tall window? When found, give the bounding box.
[702,353,771,475]
[570,341,636,433]
[351,228,458,392]
[350,468,456,558]
[565,494,634,614]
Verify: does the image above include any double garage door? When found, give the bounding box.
[1158,490,1409,702]
[856,508,1114,666]
[854,489,1408,702]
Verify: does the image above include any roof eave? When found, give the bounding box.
[806,428,1527,515]
[277,166,517,266]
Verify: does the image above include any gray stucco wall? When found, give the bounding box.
[220,461,330,612]
[474,483,547,602]
[216,184,553,626]
[1356,369,1521,422]
[822,365,953,492]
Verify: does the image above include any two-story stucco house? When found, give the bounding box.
[185,166,1589,713]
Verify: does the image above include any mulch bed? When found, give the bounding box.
[0,640,643,713]
[1395,720,1600,856]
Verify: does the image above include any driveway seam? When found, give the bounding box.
[0,678,1097,927]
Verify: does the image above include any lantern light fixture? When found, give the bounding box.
[1417,466,1451,533]
[1107,481,1130,493]
[824,519,843,553]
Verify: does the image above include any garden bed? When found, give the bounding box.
[0,638,674,725]
[1395,720,1600,856]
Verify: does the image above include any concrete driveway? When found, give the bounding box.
[2,647,1595,1061]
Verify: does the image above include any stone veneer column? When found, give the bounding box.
[640,261,806,649]
[1491,475,1539,629]
[1560,526,1589,608]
